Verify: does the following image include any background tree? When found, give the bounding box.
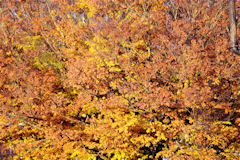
[229,0,240,54]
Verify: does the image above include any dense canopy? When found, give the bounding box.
[0,0,240,159]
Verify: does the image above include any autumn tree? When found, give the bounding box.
[0,0,239,159]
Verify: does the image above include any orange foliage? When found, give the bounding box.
[0,0,240,159]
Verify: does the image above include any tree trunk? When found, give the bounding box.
[229,0,240,55]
